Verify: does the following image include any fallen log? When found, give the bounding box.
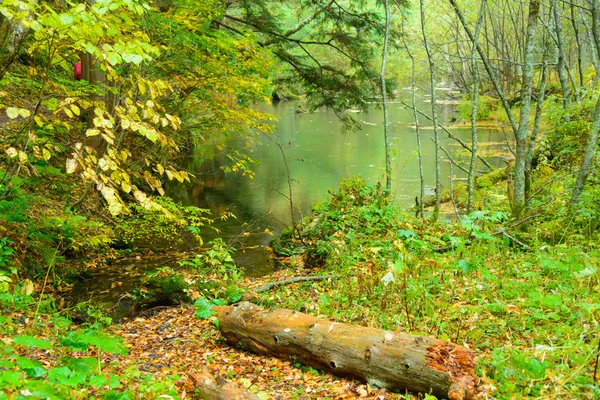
[214,302,477,400]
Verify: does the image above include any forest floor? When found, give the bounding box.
[108,305,396,399]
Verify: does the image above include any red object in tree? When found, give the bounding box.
[74,61,82,80]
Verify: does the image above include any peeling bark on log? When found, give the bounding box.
[187,368,259,400]
[214,302,477,400]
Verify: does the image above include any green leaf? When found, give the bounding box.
[107,53,121,66]
[16,357,47,378]
[0,370,21,386]
[90,374,109,388]
[22,380,58,398]
[67,357,99,376]
[13,335,52,349]
[59,14,74,25]
[48,366,87,386]
[456,259,476,274]
[84,332,128,355]
[398,229,417,239]
[103,390,133,400]
[194,298,216,319]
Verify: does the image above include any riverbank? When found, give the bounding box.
[2,172,599,399]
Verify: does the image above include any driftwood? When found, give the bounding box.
[214,302,477,400]
[187,368,259,400]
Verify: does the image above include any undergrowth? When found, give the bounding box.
[260,176,600,399]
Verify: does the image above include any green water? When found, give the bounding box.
[174,99,508,247]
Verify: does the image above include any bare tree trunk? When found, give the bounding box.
[381,0,391,191]
[551,0,572,116]
[467,0,487,214]
[526,63,548,200]
[513,0,541,217]
[570,0,600,209]
[420,0,441,221]
[570,1,585,89]
[402,18,425,218]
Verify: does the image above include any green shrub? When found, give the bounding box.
[457,95,500,121]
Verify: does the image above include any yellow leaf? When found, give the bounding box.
[64,108,74,118]
[121,181,132,193]
[71,104,80,116]
[18,151,28,164]
[5,147,18,158]
[6,107,19,119]
[86,129,100,137]
[101,133,115,145]
[98,158,109,171]
[21,279,34,295]
[19,108,31,118]
[42,148,51,161]
[134,190,147,202]
[156,164,164,175]
[34,116,44,127]
[138,81,146,95]
[121,118,130,129]
[66,158,78,173]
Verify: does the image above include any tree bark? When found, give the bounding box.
[513,0,541,217]
[214,302,478,400]
[551,0,572,115]
[420,0,442,220]
[467,0,487,215]
[525,61,548,200]
[381,0,391,191]
[402,18,424,218]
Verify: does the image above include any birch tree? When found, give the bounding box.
[419,0,441,220]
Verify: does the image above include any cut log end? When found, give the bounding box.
[426,343,477,400]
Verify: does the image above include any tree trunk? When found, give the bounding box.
[570,1,585,89]
[525,63,548,200]
[467,0,487,214]
[513,0,541,217]
[402,19,424,218]
[214,302,478,400]
[551,0,572,115]
[381,0,391,191]
[420,0,442,220]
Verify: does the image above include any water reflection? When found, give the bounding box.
[171,99,509,247]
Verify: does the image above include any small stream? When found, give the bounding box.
[70,95,510,319]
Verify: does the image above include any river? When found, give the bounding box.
[171,98,508,266]
[70,97,510,318]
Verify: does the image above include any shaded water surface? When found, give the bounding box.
[173,98,508,248]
